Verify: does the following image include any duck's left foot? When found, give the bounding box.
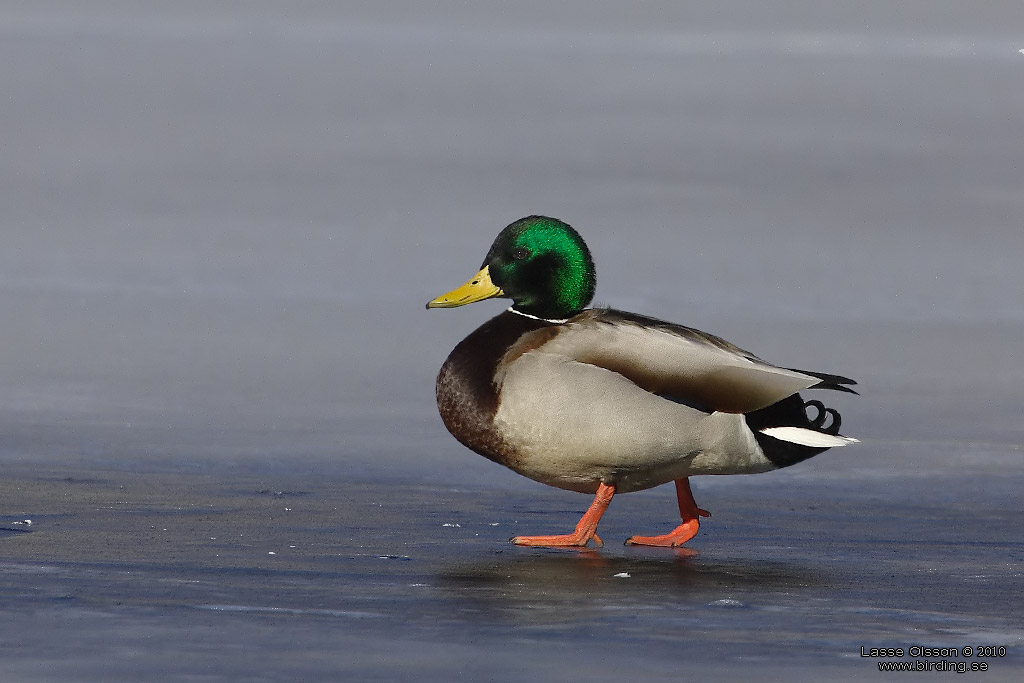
[625,520,701,547]
[512,531,604,548]
[511,482,615,549]
[625,477,708,547]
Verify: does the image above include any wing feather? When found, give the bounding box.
[519,308,823,414]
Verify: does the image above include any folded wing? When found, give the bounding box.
[521,309,831,414]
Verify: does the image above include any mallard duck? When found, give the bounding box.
[427,216,857,548]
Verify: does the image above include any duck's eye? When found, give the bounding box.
[511,247,530,261]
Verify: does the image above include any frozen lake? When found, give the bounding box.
[2,2,1022,680]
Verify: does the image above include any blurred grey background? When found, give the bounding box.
[3,1,1022,480]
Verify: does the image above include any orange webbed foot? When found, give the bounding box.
[625,478,708,548]
[511,531,604,548]
[511,483,614,549]
[625,520,700,547]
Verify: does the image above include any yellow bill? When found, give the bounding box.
[426,266,503,308]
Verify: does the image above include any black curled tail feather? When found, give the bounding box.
[803,399,842,434]
[745,394,847,469]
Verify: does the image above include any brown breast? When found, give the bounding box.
[435,310,554,468]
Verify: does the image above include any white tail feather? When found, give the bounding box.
[760,427,859,448]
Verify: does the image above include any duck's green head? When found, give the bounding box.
[427,216,595,320]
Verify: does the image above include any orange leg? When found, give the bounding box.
[512,482,615,548]
[625,478,709,547]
